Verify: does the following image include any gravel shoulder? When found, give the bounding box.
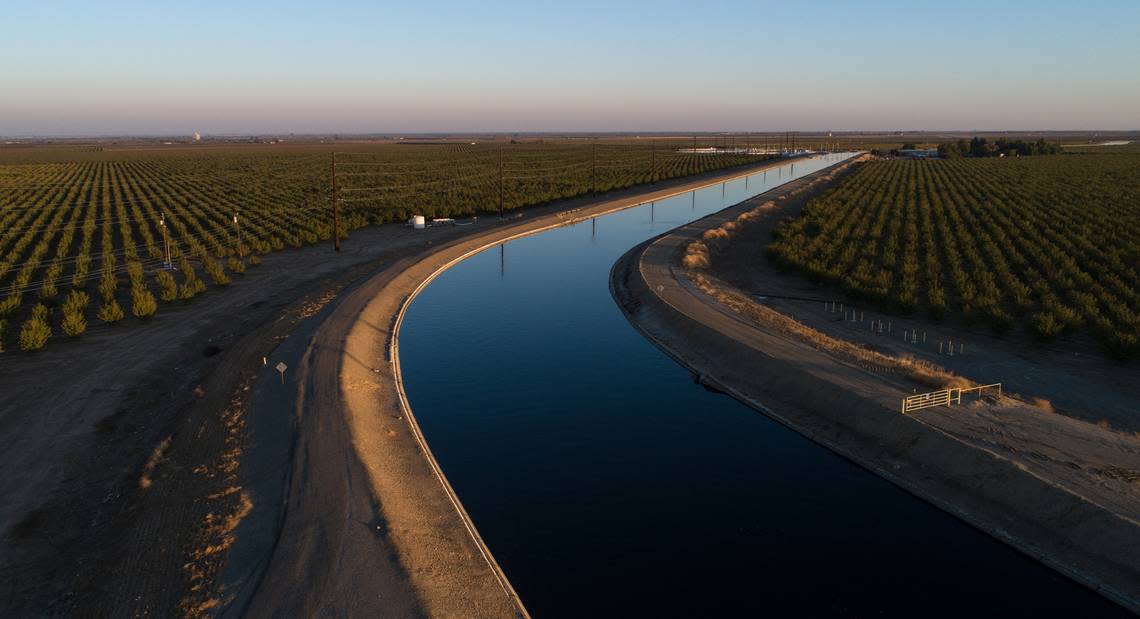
[610,160,1140,613]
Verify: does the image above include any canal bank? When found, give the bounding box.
[609,164,1140,613]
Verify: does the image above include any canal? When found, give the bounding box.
[399,154,1123,617]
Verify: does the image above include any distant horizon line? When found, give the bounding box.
[4,129,1138,141]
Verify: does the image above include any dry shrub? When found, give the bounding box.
[683,159,863,276]
[139,437,172,489]
[682,242,710,269]
[702,227,730,244]
[1030,397,1054,414]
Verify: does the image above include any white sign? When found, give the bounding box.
[276,361,288,384]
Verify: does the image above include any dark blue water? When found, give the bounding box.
[401,155,1123,618]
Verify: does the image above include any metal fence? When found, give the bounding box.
[901,383,1002,414]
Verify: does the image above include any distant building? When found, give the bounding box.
[193,131,201,142]
[897,148,938,158]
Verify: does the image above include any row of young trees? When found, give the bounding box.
[767,154,1140,358]
[0,142,771,351]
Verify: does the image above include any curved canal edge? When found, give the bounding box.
[241,157,806,618]
[608,161,1140,614]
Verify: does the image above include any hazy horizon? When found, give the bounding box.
[4,0,1138,136]
[4,129,1138,141]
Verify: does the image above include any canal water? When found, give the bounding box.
[400,155,1123,617]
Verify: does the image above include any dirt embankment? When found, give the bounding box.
[611,158,1140,613]
[0,156,799,616]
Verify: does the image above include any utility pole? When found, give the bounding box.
[232,212,243,258]
[498,145,504,218]
[591,139,597,193]
[331,152,341,252]
[649,141,656,181]
[160,213,172,269]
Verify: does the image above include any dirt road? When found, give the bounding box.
[610,163,1140,613]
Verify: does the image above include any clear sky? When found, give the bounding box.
[2,0,1137,135]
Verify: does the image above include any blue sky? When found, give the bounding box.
[2,0,1137,135]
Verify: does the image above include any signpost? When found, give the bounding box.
[276,361,288,384]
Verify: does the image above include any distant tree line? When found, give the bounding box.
[938,137,1062,158]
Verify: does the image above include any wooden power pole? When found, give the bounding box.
[649,140,656,181]
[331,152,341,252]
[591,139,597,193]
[498,145,504,218]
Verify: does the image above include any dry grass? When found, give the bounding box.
[689,272,968,389]
[681,199,779,268]
[676,155,968,387]
[1031,397,1055,413]
[683,157,864,273]
[139,437,172,489]
[178,382,252,618]
[297,289,338,319]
